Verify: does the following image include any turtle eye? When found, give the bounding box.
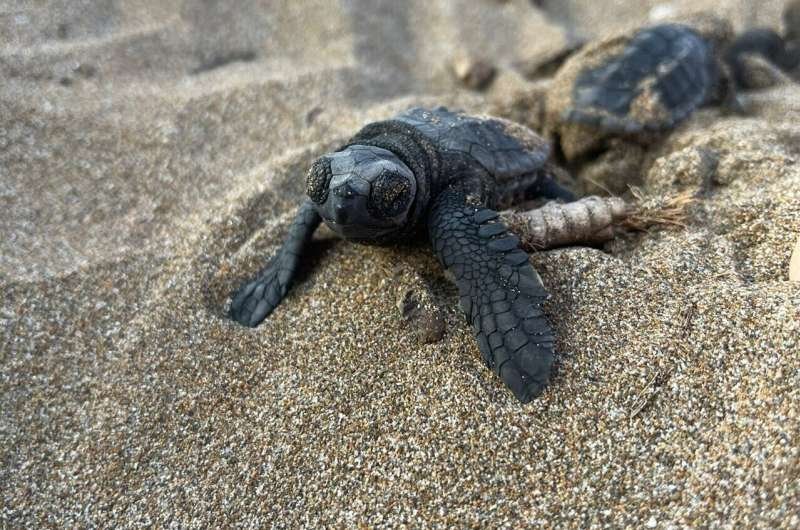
[306,157,332,204]
[368,168,413,219]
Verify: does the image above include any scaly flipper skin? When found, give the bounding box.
[230,200,321,327]
[428,188,554,402]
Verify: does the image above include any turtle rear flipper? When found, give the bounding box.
[428,188,554,402]
[230,200,321,327]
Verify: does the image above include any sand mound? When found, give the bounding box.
[2,1,798,527]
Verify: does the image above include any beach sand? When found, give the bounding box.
[2,1,799,527]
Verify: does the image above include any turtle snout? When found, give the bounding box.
[325,181,368,225]
[333,203,349,224]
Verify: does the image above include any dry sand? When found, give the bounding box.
[2,1,799,527]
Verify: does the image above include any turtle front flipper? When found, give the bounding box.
[230,200,321,327]
[723,28,800,89]
[428,188,555,403]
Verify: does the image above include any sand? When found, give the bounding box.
[2,1,799,527]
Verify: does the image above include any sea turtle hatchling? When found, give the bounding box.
[229,107,575,403]
[545,21,738,161]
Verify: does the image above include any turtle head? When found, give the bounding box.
[305,145,417,241]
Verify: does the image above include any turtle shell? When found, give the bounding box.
[392,107,551,184]
[546,24,717,160]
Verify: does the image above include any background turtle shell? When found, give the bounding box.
[569,24,713,132]
[546,24,716,160]
[393,107,551,184]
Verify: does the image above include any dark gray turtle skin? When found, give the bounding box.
[230,107,575,402]
[545,23,734,160]
[724,28,800,88]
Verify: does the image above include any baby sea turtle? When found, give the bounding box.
[230,107,575,403]
[545,21,736,161]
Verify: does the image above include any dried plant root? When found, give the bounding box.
[502,196,630,250]
[502,190,698,250]
[620,188,698,232]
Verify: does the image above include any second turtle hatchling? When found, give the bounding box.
[229,107,575,403]
[544,20,739,161]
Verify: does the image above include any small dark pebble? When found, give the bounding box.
[451,54,497,91]
[306,106,324,125]
[74,63,97,78]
